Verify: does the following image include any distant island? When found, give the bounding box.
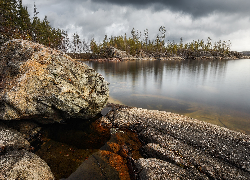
[68,27,250,61]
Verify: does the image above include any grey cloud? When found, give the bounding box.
[22,0,250,51]
[92,0,250,17]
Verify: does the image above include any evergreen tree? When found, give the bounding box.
[0,0,65,50]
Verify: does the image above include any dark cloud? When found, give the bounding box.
[92,0,250,17]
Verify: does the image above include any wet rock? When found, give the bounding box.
[64,118,142,180]
[35,138,99,180]
[105,105,250,179]
[34,117,112,179]
[0,39,109,123]
[101,127,142,160]
[0,149,54,180]
[64,150,123,180]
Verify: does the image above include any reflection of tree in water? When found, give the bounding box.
[87,59,228,89]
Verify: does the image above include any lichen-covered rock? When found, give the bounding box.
[0,39,109,122]
[0,150,54,180]
[0,124,30,153]
[0,124,54,179]
[105,105,250,179]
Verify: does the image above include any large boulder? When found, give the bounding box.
[0,39,109,122]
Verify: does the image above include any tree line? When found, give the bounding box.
[89,26,233,59]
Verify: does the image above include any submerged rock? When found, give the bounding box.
[64,119,142,180]
[0,39,109,123]
[104,104,250,179]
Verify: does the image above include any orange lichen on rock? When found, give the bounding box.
[106,142,120,154]
[91,118,111,136]
[112,130,143,160]
[99,150,130,180]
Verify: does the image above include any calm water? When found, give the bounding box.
[85,59,250,134]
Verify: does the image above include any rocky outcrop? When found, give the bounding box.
[111,47,135,60]
[102,104,250,179]
[0,124,54,179]
[0,39,109,123]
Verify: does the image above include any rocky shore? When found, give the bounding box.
[78,46,250,62]
[1,40,250,179]
[101,103,250,179]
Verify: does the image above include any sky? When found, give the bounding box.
[22,0,250,51]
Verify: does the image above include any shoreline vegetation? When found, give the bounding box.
[1,0,250,62]
[69,26,250,61]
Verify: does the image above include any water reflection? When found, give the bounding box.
[85,59,250,134]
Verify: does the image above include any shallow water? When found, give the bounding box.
[85,59,250,134]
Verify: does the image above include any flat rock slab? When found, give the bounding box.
[105,105,250,179]
[0,39,109,123]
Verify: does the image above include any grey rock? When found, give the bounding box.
[0,124,54,179]
[0,149,54,180]
[135,158,208,180]
[0,124,30,153]
[105,106,250,179]
[0,39,109,123]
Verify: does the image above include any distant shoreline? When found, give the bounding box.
[74,55,250,62]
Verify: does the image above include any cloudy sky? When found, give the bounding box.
[22,0,250,51]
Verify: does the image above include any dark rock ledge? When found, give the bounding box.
[115,104,250,179]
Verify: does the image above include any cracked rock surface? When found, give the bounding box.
[105,104,250,179]
[0,39,109,123]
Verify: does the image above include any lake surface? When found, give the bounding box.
[85,59,250,135]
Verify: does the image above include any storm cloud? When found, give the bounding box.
[22,0,250,51]
[92,0,250,17]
